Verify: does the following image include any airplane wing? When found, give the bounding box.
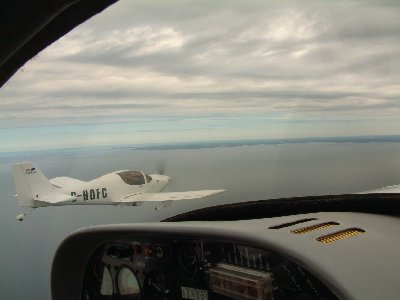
[50,176,86,188]
[358,184,400,194]
[119,189,225,203]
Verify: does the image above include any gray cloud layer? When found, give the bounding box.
[1,0,400,129]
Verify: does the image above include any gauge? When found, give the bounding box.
[88,262,114,297]
[144,244,153,257]
[131,242,141,256]
[83,255,115,300]
[117,267,141,299]
[156,246,164,258]
[99,264,113,296]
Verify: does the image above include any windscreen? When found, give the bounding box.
[117,171,145,185]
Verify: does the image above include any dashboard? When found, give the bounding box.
[52,211,400,300]
[83,237,336,300]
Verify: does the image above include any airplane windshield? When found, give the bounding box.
[117,171,145,185]
[1,0,400,299]
[145,175,152,183]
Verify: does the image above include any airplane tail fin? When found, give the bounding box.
[11,162,55,207]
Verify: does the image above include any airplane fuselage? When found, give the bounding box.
[13,162,224,221]
[38,171,171,206]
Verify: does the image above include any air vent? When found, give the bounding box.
[317,228,365,244]
[291,222,339,234]
[269,218,317,229]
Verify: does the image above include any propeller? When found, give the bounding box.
[154,159,166,175]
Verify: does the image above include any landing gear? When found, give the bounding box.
[16,207,36,221]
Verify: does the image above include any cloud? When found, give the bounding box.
[1,0,400,138]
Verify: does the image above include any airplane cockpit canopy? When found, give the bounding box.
[117,171,146,185]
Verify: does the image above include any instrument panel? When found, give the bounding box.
[83,238,337,300]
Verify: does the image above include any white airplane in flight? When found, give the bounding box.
[12,162,225,221]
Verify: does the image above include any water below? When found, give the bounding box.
[1,141,400,299]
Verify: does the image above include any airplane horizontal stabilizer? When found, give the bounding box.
[34,193,77,204]
[119,189,225,203]
[50,176,86,188]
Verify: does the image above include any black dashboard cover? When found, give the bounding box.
[162,193,400,222]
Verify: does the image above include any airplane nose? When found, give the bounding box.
[153,175,171,183]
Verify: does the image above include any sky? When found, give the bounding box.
[1,0,400,152]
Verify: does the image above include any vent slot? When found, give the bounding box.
[317,228,365,244]
[291,222,339,234]
[269,218,318,229]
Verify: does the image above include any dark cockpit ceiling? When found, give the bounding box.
[0,0,117,88]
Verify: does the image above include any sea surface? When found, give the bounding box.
[1,140,400,299]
